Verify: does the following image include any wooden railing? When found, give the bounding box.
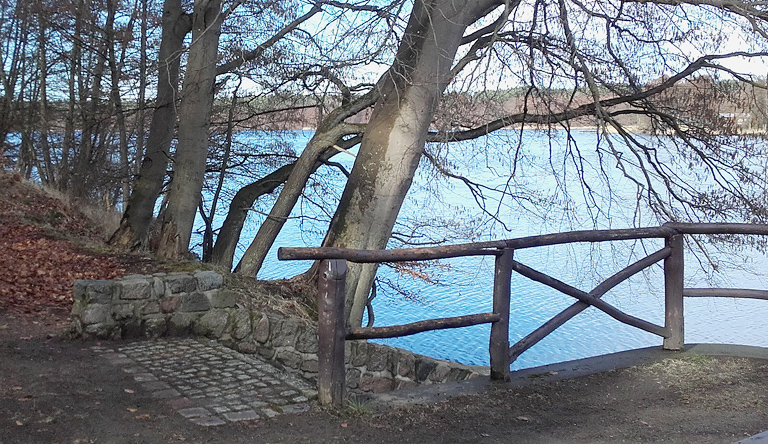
[278,223,768,406]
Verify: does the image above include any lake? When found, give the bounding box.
[196,129,768,370]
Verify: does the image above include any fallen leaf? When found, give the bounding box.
[516,416,531,421]
[124,389,135,394]
[11,386,22,391]
[18,395,33,401]
[340,423,348,428]
[15,420,24,426]
[127,408,138,413]
[481,433,490,437]
[135,414,150,419]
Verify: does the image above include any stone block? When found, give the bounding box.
[344,341,354,364]
[271,319,299,347]
[152,277,165,298]
[445,367,471,383]
[232,309,252,340]
[396,379,418,390]
[300,359,319,373]
[168,312,198,336]
[83,280,115,304]
[345,368,361,389]
[253,315,270,343]
[257,346,276,360]
[141,301,161,315]
[73,280,87,302]
[160,296,181,313]
[415,357,438,382]
[350,342,370,367]
[165,273,196,294]
[180,292,211,312]
[366,344,389,372]
[207,289,237,308]
[276,350,303,369]
[359,375,394,393]
[123,274,147,280]
[237,341,259,354]
[294,329,318,354]
[429,362,451,382]
[124,318,143,338]
[71,299,86,317]
[119,278,151,300]
[84,322,115,338]
[397,352,416,378]
[142,315,167,338]
[194,271,223,291]
[82,303,111,325]
[112,303,136,321]
[193,309,228,338]
[69,318,83,337]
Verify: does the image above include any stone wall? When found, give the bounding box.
[70,272,486,393]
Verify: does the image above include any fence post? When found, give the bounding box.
[490,248,513,380]
[663,234,684,350]
[317,259,348,407]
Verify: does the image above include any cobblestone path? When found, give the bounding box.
[93,338,317,426]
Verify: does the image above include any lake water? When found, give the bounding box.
[196,129,768,370]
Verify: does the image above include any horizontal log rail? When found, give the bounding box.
[683,288,768,300]
[346,313,501,340]
[283,223,768,406]
[279,223,768,263]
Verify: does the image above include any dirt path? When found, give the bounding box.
[1,311,766,444]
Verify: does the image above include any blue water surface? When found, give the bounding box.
[194,129,768,370]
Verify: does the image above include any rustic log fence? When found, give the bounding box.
[278,223,768,406]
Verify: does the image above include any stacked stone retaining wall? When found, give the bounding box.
[70,272,486,393]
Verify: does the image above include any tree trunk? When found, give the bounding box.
[102,0,132,208]
[201,81,239,262]
[71,0,108,201]
[135,0,148,174]
[322,0,498,327]
[234,124,361,275]
[109,0,190,250]
[60,3,81,192]
[37,16,54,186]
[156,0,223,259]
[210,163,294,270]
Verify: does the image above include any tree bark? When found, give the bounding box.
[234,124,362,275]
[211,163,295,270]
[37,15,54,185]
[109,0,190,250]
[201,80,240,262]
[322,0,502,327]
[156,0,223,259]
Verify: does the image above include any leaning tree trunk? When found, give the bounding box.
[234,124,362,275]
[109,0,190,250]
[210,163,295,270]
[322,0,498,327]
[156,0,223,259]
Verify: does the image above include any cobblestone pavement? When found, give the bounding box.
[92,338,317,426]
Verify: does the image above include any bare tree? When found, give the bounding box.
[109,0,191,249]
[265,0,768,327]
